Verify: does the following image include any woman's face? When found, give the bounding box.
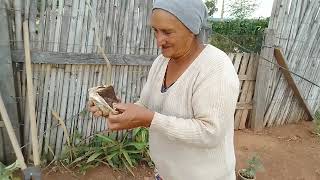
[151,9,195,59]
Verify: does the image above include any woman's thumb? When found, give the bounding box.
[113,103,126,112]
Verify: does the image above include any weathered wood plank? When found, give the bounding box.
[252,29,276,130]
[59,0,73,52]
[49,65,65,159]
[44,67,57,157]
[55,65,71,156]
[12,50,156,65]
[38,65,51,156]
[70,65,83,141]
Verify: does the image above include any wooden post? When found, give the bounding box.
[22,21,41,166]
[273,48,315,120]
[0,93,27,169]
[251,29,276,130]
[0,1,21,163]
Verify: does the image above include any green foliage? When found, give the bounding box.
[209,18,269,52]
[240,154,264,179]
[205,0,218,16]
[61,127,152,176]
[228,0,258,19]
[0,161,20,180]
[315,111,320,137]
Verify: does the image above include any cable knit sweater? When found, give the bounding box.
[136,45,239,180]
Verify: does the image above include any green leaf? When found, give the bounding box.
[121,157,135,176]
[124,142,146,150]
[132,128,141,138]
[96,134,115,143]
[121,132,129,143]
[107,151,119,160]
[4,161,19,171]
[70,153,89,165]
[106,159,116,168]
[0,162,6,171]
[141,130,146,142]
[126,150,142,154]
[122,150,133,167]
[109,143,121,151]
[87,152,103,163]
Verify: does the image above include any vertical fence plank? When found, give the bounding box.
[54,64,71,155]
[38,65,51,155]
[44,66,57,158]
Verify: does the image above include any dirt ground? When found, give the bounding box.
[42,121,320,180]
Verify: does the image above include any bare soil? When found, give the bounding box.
[42,121,320,180]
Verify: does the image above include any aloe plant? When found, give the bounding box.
[61,127,152,176]
[0,161,20,180]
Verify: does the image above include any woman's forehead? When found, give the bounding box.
[150,9,182,28]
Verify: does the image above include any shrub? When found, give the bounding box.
[209,18,269,53]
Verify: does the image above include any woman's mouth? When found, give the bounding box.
[162,46,171,50]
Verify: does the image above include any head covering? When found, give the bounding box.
[152,0,208,35]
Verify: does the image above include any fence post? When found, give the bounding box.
[0,2,21,163]
[251,29,276,131]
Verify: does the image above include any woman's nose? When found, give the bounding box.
[155,32,166,48]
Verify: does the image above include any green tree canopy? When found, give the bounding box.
[228,0,258,19]
[205,0,218,16]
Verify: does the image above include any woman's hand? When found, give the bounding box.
[107,103,155,130]
[87,100,108,117]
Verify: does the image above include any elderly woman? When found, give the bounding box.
[89,0,239,179]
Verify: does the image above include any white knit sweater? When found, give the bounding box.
[137,45,239,180]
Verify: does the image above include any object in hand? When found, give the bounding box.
[88,85,120,115]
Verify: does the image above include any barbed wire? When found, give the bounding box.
[213,32,320,89]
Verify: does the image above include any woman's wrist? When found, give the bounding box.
[142,110,155,127]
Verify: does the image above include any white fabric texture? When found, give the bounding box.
[136,45,239,180]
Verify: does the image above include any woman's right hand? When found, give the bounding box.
[87,100,108,118]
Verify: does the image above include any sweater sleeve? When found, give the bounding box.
[150,68,239,148]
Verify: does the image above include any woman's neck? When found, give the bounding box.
[171,39,205,65]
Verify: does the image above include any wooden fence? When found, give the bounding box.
[0,0,251,162]
[10,51,258,159]
[253,0,320,129]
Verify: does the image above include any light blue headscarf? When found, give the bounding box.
[152,0,208,35]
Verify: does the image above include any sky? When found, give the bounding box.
[210,0,275,18]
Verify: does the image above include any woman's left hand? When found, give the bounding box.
[107,103,155,130]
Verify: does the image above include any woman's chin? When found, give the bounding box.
[161,49,173,58]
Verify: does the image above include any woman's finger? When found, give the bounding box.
[108,113,126,123]
[113,103,127,112]
[101,110,108,117]
[88,100,95,107]
[107,120,121,130]
[89,106,100,113]
[93,111,102,117]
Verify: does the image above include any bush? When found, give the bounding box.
[209,18,269,53]
[61,127,152,176]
